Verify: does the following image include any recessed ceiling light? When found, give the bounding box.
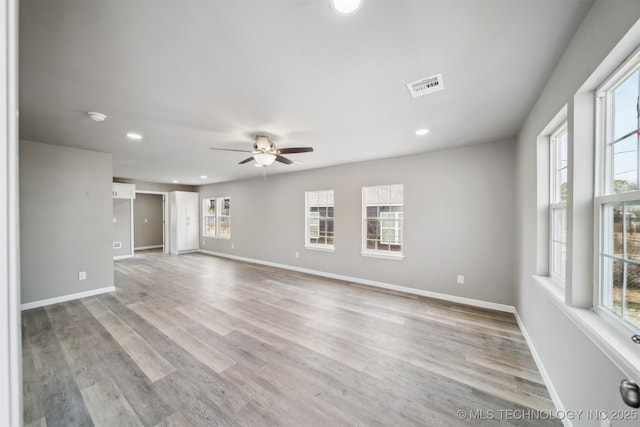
[126,132,143,140]
[415,129,430,136]
[172,180,179,184]
[200,175,207,179]
[332,0,362,15]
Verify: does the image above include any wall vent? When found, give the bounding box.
[113,242,122,249]
[406,74,444,98]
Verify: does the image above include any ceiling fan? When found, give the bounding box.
[210,135,313,166]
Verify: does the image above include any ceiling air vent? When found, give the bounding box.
[406,74,444,98]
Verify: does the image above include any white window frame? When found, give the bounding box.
[362,184,404,260]
[594,52,640,334]
[304,190,335,252]
[550,122,568,284]
[203,196,231,239]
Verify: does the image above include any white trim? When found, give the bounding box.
[199,249,515,313]
[134,245,163,250]
[360,251,404,260]
[114,254,134,260]
[533,275,640,383]
[0,0,20,423]
[305,244,335,253]
[20,286,116,311]
[514,311,570,427]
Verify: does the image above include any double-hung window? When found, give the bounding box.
[305,190,334,250]
[550,122,568,283]
[203,197,231,238]
[596,55,640,331]
[362,184,403,259]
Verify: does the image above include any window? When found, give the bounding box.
[203,197,231,238]
[550,122,568,282]
[362,184,403,258]
[596,55,640,331]
[305,190,334,250]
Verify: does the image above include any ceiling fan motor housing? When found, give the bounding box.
[254,135,275,153]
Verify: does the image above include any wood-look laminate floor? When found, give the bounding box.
[22,250,560,426]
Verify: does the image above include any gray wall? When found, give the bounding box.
[113,198,132,257]
[199,138,516,306]
[134,193,163,248]
[20,140,114,303]
[516,1,640,424]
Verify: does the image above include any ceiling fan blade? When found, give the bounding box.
[238,157,255,164]
[210,148,252,153]
[275,155,293,165]
[277,147,314,154]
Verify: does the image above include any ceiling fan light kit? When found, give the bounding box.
[210,134,314,168]
[332,0,362,15]
[254,152,277,166]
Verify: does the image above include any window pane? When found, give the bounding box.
[551,207,566,243]
[558,168,568,202]
[378,186,391,204]
[612,133,639,192]
[364,187,378,204]
[625,203,640,261]
[318,191,327,205]
[205,216,216,235]
[206,199,216,215]
[602,204,623,256]
[219,216,230,237]
[625,262,640,329]
[221,198,230,216]
[390,185,403,204]
[601,256,623,317]
[613,70,639,141]
[367,220,380,239]
[551,129,568,203]
[551,241,566,279]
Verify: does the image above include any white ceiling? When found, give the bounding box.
[19,0,592,185]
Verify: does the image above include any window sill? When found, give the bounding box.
[305,245,335,253]
[532,275,640,383]
[361,251,404,261]
[203,235,231,240]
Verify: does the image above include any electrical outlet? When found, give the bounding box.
[79,271,86,280]
[457,275,465,284]
[202,240,205,245]
[295,252,299,258]
[231,244,234,249]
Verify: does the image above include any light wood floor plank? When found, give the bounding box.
[80,378,143,427]
[22,249,561,426]
[83,298,176,382]
[127,301,236,374]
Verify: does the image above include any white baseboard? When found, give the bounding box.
[514,311,568,426]
[134,245,163,251]
[114,254,134,260]
[198,249,515,313]
[20,286,116,311]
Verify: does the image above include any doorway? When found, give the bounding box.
[134,191,168,253]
